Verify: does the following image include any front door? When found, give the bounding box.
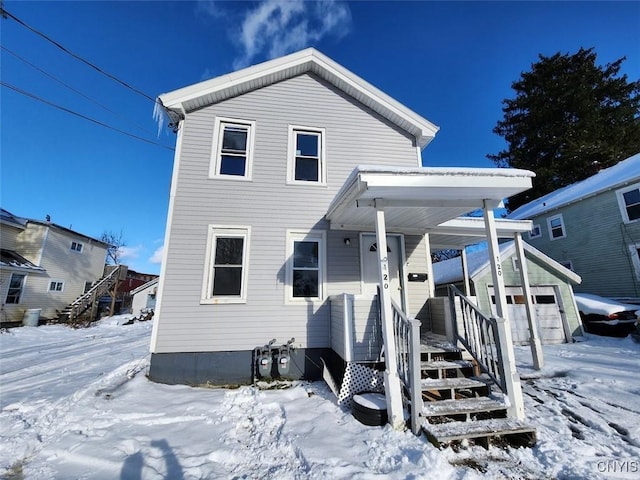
[361,234,404,308]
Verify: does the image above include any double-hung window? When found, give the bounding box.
[287,126,326,185]
[49,280,64,292]
[211,118,255,179]
[528,224,541,240]
[547,214,566,240]
[202,226,250,303]
[70,241,83,252]
[6,273,26,304]
[286,231,325,301]
[616,183,640,223]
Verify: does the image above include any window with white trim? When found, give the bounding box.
[528,224,541,239]
[202,226,250,303]
[287,126,326,184]
[547,214,566,240]
[286,231,325,301]
[616,183,640,223]
[49,280,64,292]
[6,273,26,304]
[70,241,83,252]
[210,118,255,179]
[559,260,574,271]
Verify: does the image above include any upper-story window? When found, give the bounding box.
[616,183,640,223]
[528,224,541,240]
[547,214,566,240]
[210,117,255,180]
[70,241,84,252]
[287,126,326,185]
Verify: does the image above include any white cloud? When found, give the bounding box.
[118,245,143,261]
[232,0,351,69]
[196,0,225,19]
[149,245,164,264]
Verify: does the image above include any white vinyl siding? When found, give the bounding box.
[286,230,326,302]
[547,214,566,240]
[210,117,255,180]
[616,183,640,223]
[287,126,326,185]
[152,73,420,353]
[202,226,250,304]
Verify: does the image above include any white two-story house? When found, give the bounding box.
[1,209,110,325]
[152,49,541,439]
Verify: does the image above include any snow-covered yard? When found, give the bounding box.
[1,318,639,479]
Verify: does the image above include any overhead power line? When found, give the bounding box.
[1,81,174,152]
[1,45,158,137]
[0,5,157,103]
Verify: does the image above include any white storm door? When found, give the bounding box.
[361,234,403,307]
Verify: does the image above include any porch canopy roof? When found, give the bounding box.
[326,166,535,246]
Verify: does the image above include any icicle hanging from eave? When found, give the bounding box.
[152,99,166,137]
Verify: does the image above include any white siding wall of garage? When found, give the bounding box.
[153,73,427,354]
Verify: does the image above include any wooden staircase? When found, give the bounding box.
[57,265,126,323]
[418,342,536,448]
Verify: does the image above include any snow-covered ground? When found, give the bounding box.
[1,318,639,479]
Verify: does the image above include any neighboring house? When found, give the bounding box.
[130,277,159,315]
[0,209,110,325]
[114,269,159,313]
[508,153,640,298]
[150,47,535,391]
[432,241,583,344]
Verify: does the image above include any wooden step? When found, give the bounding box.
[420,360,473,378]
[422,397,507,420]
[420,344,462,362]
[421,377,489,399]
[423,417,536,447]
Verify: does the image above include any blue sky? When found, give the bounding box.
[2,1,639,274]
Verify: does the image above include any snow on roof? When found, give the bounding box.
[0,208,27,228]
[0,249,46,273]
[509,153,640,219]
[432,240,580,285]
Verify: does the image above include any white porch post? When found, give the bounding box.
[514,233,544,370]
[374,201,405,430]
[424,234,435,298]
[483,200,525,420]
[461,247,471,297]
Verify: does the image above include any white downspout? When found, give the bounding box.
[374,200,404,430]
[514,233,544,370]
[483,200,525,420]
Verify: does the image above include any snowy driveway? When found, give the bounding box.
[1,318,640,479]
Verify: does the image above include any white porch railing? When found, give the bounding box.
[448,285,506,392]
[390,299,422,434]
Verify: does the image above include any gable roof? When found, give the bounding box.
[508,153,640,220]
[432,240,581,286]
[0,249,46,273]
[157,48,439,149]
[130,277,159,296]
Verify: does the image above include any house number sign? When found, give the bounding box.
[381,256,389,289]
[495,256,502,276]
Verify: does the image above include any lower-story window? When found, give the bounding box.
[202,226,250,303]
[286,230,325,301]
[6,273,26,304]
[49,280,65,292]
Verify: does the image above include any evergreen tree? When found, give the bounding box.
[489,47,640,212]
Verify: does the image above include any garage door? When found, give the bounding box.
[488,286,566,345]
